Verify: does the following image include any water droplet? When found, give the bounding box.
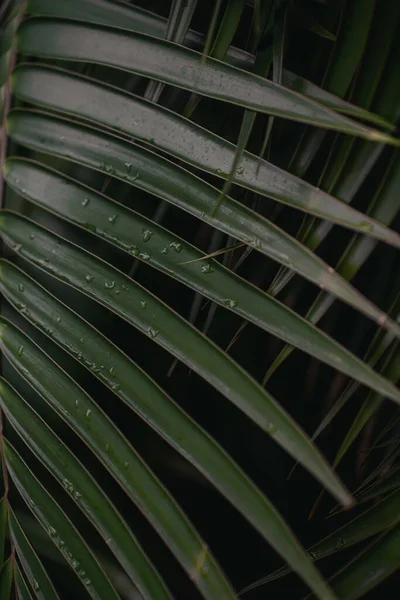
[266,423,277,434]
[56,317,61,323]
[308,551,317,560]
[114,289,120,295]
[142,229,153,242]
[140,300,147,309]
[147,327,159,339]
[85,409,92,419]
[161,246,168,255]
[124,162,132,172]
[84,579,91,586]
[336,537,346,548]
[140,252,150,260]
[49,526,57,537]
[111,382,120,392]
[109,366,116,377]
[170,241,182,253]
[223,298,237,309]
[33,580,40,591]
[130,245,140,256]
[17,345,24,356]
[82,197,90,207]
[105,444,110,452]
[201,263,214,274]
[29,233,35,240]
[104,280,115,289]
[85,274,94,283]
[18,283,24,292]
[75,400,80,409]
[104,164,115,175]
[63,478,73,491]
[124,462,129,469]
[236,166,245,175]
[80,337,85,344]
[108,214,118,225]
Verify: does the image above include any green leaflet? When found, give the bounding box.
[15,564,35,600]
[2,441,122,600]
[241,487,400,592]
[0,315,342,600]
[16,17,394,142]
[24,0,392,130]
[10,62,400,242]
[264,150,400,383]
[6,109,400,341]
[9,509,61,600]
[4,157,400,404]
[0,498,6,568]
[0,330,239,600]
[0,211,356,510]
[0,373,173,600]
[331,523,400,600]
[0,558,13,600]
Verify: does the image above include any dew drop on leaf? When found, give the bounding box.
[142,229,153,242]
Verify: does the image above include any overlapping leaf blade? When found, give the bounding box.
[11,61,400,244]
[25,0,393,129]
[0,315,340,599]
[0,209,357,505]
[9,509,60,600]
[17,17,395,143]
[0,325,240,600]
[330,524,400,600]
[6,109,400,341]
[3,440,122,600]
[0,366,173,599]
[241,487,400,592]
[4,157,400,405]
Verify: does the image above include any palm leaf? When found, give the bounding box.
[0,1,399,598]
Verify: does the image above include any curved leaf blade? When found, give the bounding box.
[0,371,173,599]
[3,440,122,600]
[9,509,60,600]
[331,523,400,600]
[25,0,393,130]
[0,261,344,599]
[4,158,400,406]
[6,109,400,340]
[241,487,400,592]
[16,17,393,142]
[11,62,400,246]
[0,498,6,567]
[0,333,238,600]
[0,558,13,600]
[15,564,35,600]
[0,210,357,511]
